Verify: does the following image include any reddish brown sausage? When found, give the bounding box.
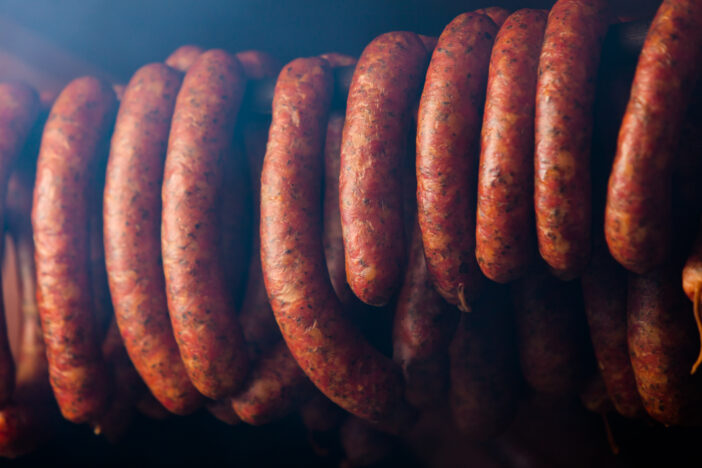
[513,268,587,395]
[340,31,429,306]
[0,83,39,407]
[476,9,547,284]
[165,45,204,72]
[392,219,458,409]
[628,267,702,425]
[104,63,203,414]
[534,0,609,280]
[32,76,116,422]
[581,246,644,419]
[162,50,249,399]
[416,13,497,311]
[449,286,521,439]
[324,112,356,307]
[579,373,613,415]
[606,0,702,274]
[230,341,313,425]
[475,6,511,27]
[261,57,408,426]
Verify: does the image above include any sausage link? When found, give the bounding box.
[162,50,249,399]
[324,112,356,307]
[392,219,458,409]
[628,267,702,425]
[581,246,644,419]
[340,31,429,306]
[476,9,547,283]
[513,268,587,395]
[606,0,702,274]
[475,6,511,27]
[416,13,497,311]
[0,83,39,407]
[534,0,609,280]
[261,57,408,426]
[32,76,116,422]
[231,341,313,425]
[104,63,203,414]
[449,286,521,439]
[165,45,204,72]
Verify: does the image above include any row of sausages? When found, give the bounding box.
[0,0,700,460]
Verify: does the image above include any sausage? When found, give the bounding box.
[340,31,429,306]
[0,83,39,407]
[230,341,313,425]
[261,57,408,427]
[534,0,609,280]
[104,63,203,414]
[513,267,588,395]
[476,9,547,284]
[581,246,645,419]
[605,0,702,274]
[475,6,511,27]
[628,266,702,425]
[32,76,116,422]
[417,35,438,52]
[324,112,356,308]
[165,45,204,72]
[392,219,459,409]
[449,286,521,440]
[162,49,249,399]
[416,13,497,311]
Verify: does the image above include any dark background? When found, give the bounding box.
[0,0,659,80]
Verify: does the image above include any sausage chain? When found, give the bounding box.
[0,1,695,459]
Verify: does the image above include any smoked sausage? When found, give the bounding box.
[340,31,429,306]
[476,9,547,283]
[261,57,408,426]
[32,76,116,422]
[416,13,497,311]
[534,0,609,280]
[104,63,203,414]
[605,0,702,274]
[162,50,249,399]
